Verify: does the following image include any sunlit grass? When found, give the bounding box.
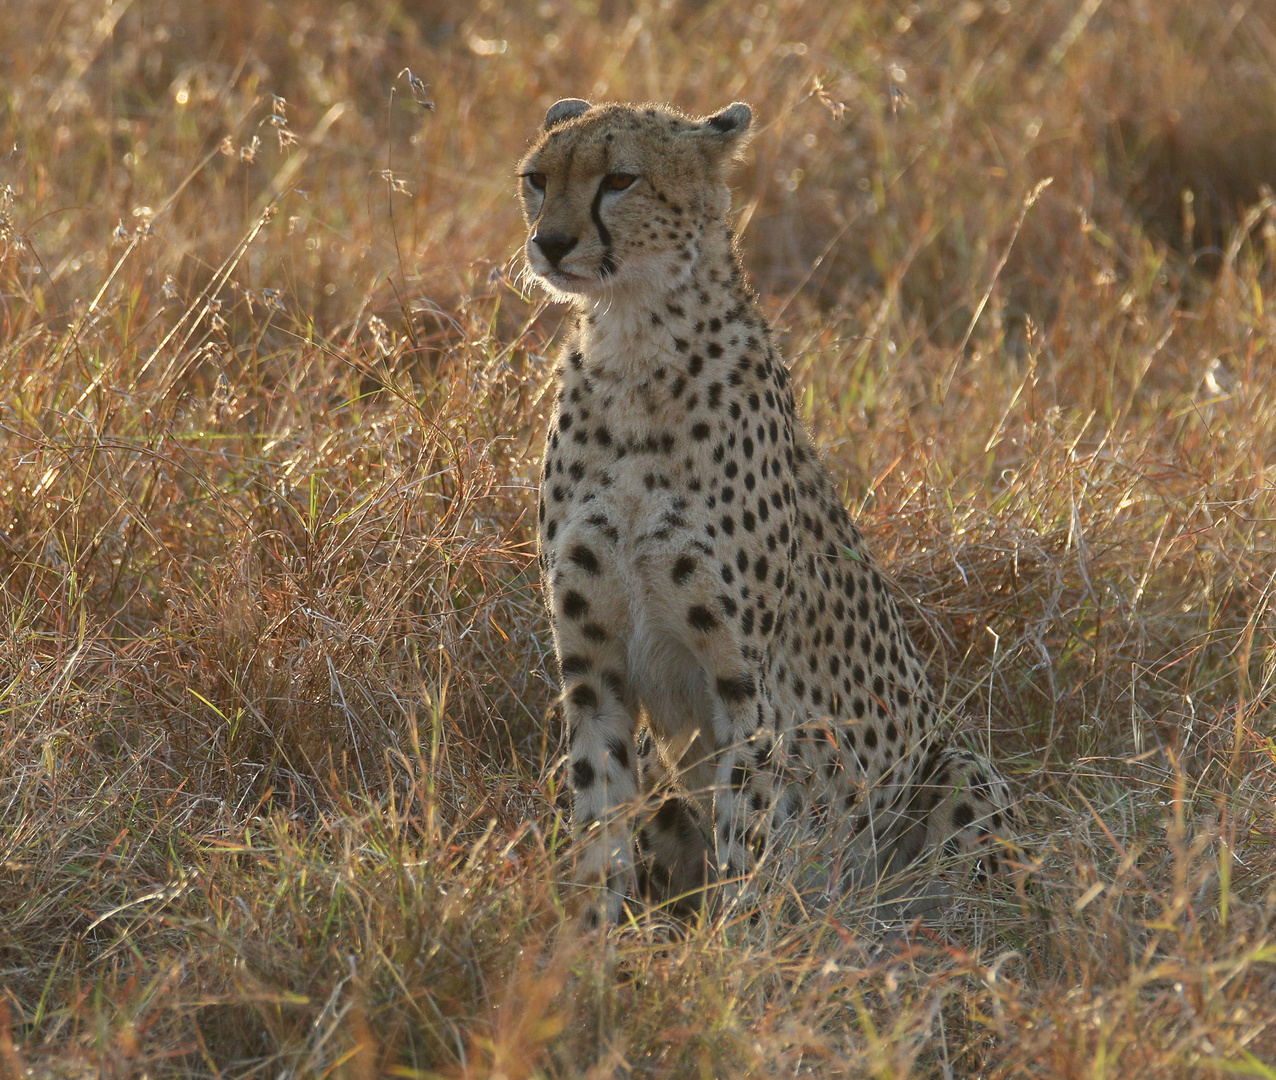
[1,0,1273,1075]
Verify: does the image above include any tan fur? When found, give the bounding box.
[519,101,1021,923]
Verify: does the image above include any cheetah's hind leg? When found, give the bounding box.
[838,746,1028,925]
[915,746,1029,888]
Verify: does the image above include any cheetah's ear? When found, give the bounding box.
[694,102,754,164]
[544,98,591,129]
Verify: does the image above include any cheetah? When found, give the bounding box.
[520,99,1021,924]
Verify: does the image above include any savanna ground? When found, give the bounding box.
[2,0,1275,1076]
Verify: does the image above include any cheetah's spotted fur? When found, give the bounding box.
[519,99,1021,922]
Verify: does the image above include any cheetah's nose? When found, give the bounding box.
[533,233,578,268]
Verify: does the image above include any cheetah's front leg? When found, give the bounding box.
[668,616,777,913]
[706,672,777,911]
[549,544,639,924]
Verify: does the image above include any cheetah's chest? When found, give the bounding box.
[545,391,732,745]
[563,404,701,565]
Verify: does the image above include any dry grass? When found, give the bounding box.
[1,0,1274,1076]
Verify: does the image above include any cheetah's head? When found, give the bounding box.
[517,100,752,303]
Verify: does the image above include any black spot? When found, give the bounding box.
[560,654,591,677]
[572,758,596,789]
[691,422,711,441]
[562,591,589,619]
[585,513,619,542]
[570,684,598,709]
[655,800,683,832]
[672,554,697,584]
[582,623,608,643]
[606,736,630,772]
[953,803,975,830]
[715,674,756,702]
[687,605,718,631]
[730,763,748,789]
[568,545,600,575]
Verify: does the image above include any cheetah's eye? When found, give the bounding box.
[602,172,637,191]
[523,172,547,191]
